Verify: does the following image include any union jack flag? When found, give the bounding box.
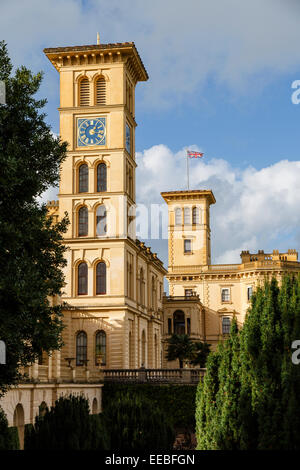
[187,150,204,158]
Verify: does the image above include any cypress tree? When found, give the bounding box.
[196,275,300,450]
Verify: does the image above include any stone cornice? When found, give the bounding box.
[44,42,148,83]
[161,189,216,205]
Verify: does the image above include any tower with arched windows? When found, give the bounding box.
[43,41,166,371]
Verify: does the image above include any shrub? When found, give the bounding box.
[102,391,175,450]
[24,395,108,450]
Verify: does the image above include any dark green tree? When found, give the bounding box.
[0,40,68,393]
[24,395,109,450]
[196,275,300,450]
[190,341,211,367]
[166,334,195,368]
[102,391,175,450]
[0,406,18,450]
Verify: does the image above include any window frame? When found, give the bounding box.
[221,287,230,303]
[77,262,88,295]
[184,239,192,254]
[76,331,87,366]
[96,261,106,295]
[78,206,88,237]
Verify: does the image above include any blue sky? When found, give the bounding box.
[2,0,300,267]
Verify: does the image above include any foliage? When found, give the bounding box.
[103,383,197,429]
[0,40,69,393]
[166,334,210,368]
[190,341,211,367]
[196,275,300,450]
[166,334,196,368]
[102,390,175,450]
[24,395,108,450]
[0,406,19,449]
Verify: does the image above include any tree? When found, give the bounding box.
[0,41,68,393]
[0,406,18,450]
[190,341,211,367]
[102,391,175,450]
[166,334,195,368]
[24,395,109,450]
[196,275,300,450]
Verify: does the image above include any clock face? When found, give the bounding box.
[126,123,131,154]
[77,117,106,147]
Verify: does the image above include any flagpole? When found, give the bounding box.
[186,152,189,190]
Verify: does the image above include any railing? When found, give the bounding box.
[164,295,200,302]
[103,368,206,384]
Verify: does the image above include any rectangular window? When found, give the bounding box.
[168,318,172,335]
[247,286,253,301]
[184,239,192,253]
[187,318,191,335]
[185,289,193,297]
[221,288,230,302]
[222,316,231,335]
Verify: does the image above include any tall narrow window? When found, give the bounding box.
[95,77,106,105]
[187,318,191,335]
[173,310,185,335]
[96,262,106,294]
[222,317,231,335]
[79,164,88,193]
[140,268,145,305]
[96,205,107,236]
[141,330,146,367]
[78,262,88,295]
[76,331,87,366]
[78,206,88,236]
[168,318,172,335]
[175,208,181,225]
[151,276,156,310]
[79,78,90,106]
[184,207,191,225]
[192,207,200,224]
[95,330,106,365]
[247,286,253,301]
[97,163,107,192]
[184,239,192,253]
[221,288,230,302]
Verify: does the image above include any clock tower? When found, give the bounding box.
[44,42,165,370]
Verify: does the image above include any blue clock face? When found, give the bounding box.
[78,117,106,147]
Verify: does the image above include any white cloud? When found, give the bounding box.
[2,0,300,107]
[136,145,300,264]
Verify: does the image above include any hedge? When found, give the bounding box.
[102,383,197,429]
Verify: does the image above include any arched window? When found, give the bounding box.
[96,262,106,294]
[192,206,200,224]
[141,330,146,367]
[92,398,98,414]
[76,331,87,366]
[79,164,88,193]
[140,268,145,305]
[175,208,181,225]
[97,163,107,192]
[96,205,107,236]
[95,77,106,105]
[95,330,106,365]
[184,207,191,225]
[78,206,88,237]
[78,262,88,295]
[79,77,90,106]
[173,310,185,335]
[13,404,25,449]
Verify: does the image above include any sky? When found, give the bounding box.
[2,0,300,267]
